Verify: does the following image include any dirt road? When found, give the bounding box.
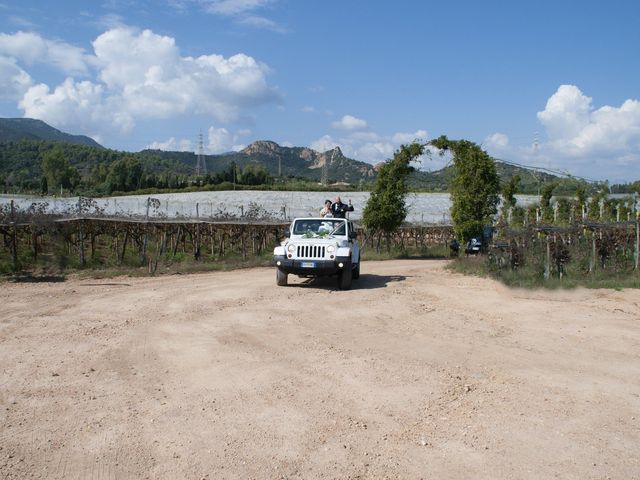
[1,260,639,479]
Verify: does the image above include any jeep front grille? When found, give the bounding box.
[297,245,326,259]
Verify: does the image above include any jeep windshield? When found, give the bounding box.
[292,219,346,237]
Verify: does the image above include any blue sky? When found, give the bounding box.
[0,0,639,182]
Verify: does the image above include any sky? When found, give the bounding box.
[0,0,639,183]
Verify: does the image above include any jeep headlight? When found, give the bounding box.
[287,244,296,253]
[326,245,335,254]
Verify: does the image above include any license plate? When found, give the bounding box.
[301,261,316,268]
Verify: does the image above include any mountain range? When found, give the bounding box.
[0,117,571,193]
[0,118,102,148]
[142,140,377,184]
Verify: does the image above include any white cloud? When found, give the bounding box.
[18,78,130,133]
[332,114,368,131]
[9,26,280,139]
[310,128,431,165]
[301,106,315,113]
[537,84,591,140]
[6,16,37,29]
[188,0,284,31]
[482,85,640,182]
[536,85,640,173]
[484,132,509,149]
[146,137,193,152]
[0,55,32,100]
[238,15,286,33]
[207,126,248,153]
[392,129,428,144]
[0,31,91,75]
[309,135,338,153]
[92,28,179,91]
[147,126,250,154]
[568,99,640,155]
[202,0,273,16]
[357,141,395,161]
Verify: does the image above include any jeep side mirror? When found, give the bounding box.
[349,230,358,239]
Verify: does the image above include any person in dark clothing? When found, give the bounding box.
[449,239,460,257]
[331,196,354,218]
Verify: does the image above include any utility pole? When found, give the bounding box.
[196,131,207,175]
[533,132,541,196]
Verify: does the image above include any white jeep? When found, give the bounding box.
[273,217,360,290]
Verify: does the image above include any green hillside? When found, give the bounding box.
[0,118,102,148]
[140,141,376,184]
[0,118,611,196]
[0,137,582,196]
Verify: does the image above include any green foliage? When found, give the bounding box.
[105,156,143,193]
[611,180,640,194]
[555,198,573,224]
[429,136,500,242]
[41,147,80,193]
[575,182,587,217]
[360,244,449,261]
[0,117,102,147]
[454,224,640,289]
[3,135,639,198]
[238,163,271,185]
[540,182,557,223]
[362,143,424,236]
[449,255,640,289]
[501,175,520,209]
[511,205,526,225]
[587,190,606,219]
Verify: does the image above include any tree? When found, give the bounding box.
[105,156,143,193]
[239,164,270,185]
[90,163,109,187]
[428,136,500,242]
[540,182,557,223]
[575,182,587,220]
[40,176,48,195]
[362,143,424,250]
[41,147,80,194]
[502,175,520,210]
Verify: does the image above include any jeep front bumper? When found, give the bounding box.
[274,255,351,276]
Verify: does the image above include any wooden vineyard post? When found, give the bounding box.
[32,231,38,261]
[78,198,85,266]
[241,226,247,260]
[214,225,216,258]
[120,230,128,265]
[79,220,85,266]
[10,200,18,270]
[634,215,640,270]
[544,234,550,280]
[194,223,201,260]
[142,198,150,262]
[589,233,596,274]
[172,226,182,257]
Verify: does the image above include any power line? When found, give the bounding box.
[494,157,598,183]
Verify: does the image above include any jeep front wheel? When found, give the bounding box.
[276,269,288,286]
[338,265,352,290]
[352,262,360,279]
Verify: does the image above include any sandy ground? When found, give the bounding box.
[1,260,639,480]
